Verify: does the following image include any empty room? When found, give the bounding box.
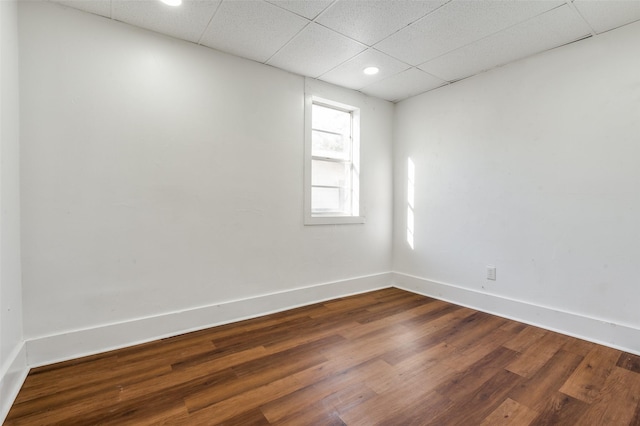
[1,0,640,424]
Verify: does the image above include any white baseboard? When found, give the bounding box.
[26,273,392,367]
[0,342,29,424]
[21,270,640,387]
[392,271,640,356]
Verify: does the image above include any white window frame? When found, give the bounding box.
[304,93,365,225]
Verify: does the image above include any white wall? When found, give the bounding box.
[19,1,393,359]
[393,20,640,352]
[14,0,640,375]
[0,0,27,420]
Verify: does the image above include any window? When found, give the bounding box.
[304,96,363,225]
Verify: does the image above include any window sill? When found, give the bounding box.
[304,215,366,226]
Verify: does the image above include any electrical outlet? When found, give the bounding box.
[487,265,496,281]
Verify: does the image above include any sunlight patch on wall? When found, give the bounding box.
[407,157,415,250]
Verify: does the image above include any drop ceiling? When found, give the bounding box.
[51,0,640,102]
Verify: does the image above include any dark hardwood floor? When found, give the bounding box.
[6,288,640,425]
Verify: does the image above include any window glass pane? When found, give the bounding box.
[312,160,349,187]
[312,130,350,160]
[312,187,341,212]
[311,187,352,214]
[312,104,350,135]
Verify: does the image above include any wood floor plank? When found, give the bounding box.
[480,398,539,426]
[561,335,596,357]
[399,302,463,329]
[618,352,640,374]
[444,312,507,352]
[502,325,548,353]
[508,349,583,412]
[320,322,414,367]
[186,359,348,424]
[506,332,566,378]
[630,402,640,426]
[342,389,452,426]
[215,409,271,426]
[348,340,455,424]
[337,298,448,341]
[530,392,589,425]
[434,346,519,403]
[380,306,476,365]
[382,391,454,426]
[210,315,318,352]
[9,364,231,426]
[355,294,436,324]
[559,344,620,403]
[6,289,640,425]
[443,326,519,372]
[575,366,640,426]
[321,294,380,312]
[183,350,329,413]
[259,359,384,423]
[394,340,458,377]
[266,381,376,426]
[430,369,525,425]
[116,338,217,367]
[171,345,269,372]
[7,364,173,420]
[499,320,527,333]
[340,370,453,426]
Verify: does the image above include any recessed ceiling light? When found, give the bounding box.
[363,66,379,76]
[160,0,182,6]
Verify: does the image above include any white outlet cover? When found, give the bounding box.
[487,265,496,281]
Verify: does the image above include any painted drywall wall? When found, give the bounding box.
[0,0,27,420]
[393,20,640,346]
[19,2,393,342]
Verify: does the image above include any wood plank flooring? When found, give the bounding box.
[6,288,640,425]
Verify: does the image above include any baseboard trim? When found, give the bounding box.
[392,271,640,356]
[23,270,639,376]
[26,273,392,367]
[0,342,29,423]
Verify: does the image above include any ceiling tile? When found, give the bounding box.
[375,0,564,65]
[53,0,111,18]
[360,68,447,102]
[316,0,448,46]
[111,0,221,43]
[199,0,309,63]
[319,49,411,90]
[49,0,631,104]
[419,5,591,82]
[267,23,367,78]
[574,0,640,34]
[266,0,333,20]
